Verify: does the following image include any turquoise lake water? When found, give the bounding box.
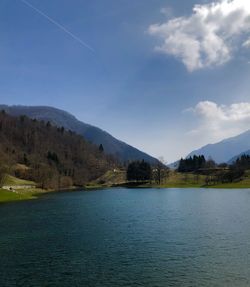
[0,187,250,286]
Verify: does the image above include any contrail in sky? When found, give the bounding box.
[20,0,95,52]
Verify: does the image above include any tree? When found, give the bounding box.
[99,144,104,153]
[23,153,29,165]
[46,121,51,128]
[127,160,151,181]
[178,155,206,172]
[153,157,169,184]
[0,164,6,187]
[47,151,59,164]
[205,157,216,169]
[233,155,250,171]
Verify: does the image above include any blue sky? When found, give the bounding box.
[1,0,250,162]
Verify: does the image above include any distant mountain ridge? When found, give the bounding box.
[187,130,250,163]
[228,150,250,164]
[0,105,159,164]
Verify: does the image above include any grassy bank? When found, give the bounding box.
[0,188,41,203]
[3,174,36,186]
[0,175,46,203]
[109,171,207,189]
[103,170,250,189]
[153,171,250,188]
[210,179,250,189]
[0,174,86,203]
[156,172,206,188]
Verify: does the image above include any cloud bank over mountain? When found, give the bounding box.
[187,101,250,141]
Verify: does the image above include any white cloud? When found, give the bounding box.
[243,38,250,48]
[188,101,250,141]
[148,0,250,71]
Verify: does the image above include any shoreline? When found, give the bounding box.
[1,183,250,204]
[0,186,84,204]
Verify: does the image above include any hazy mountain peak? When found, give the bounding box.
[187,129,250,163]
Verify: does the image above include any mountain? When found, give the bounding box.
[0,111,114,188]
[186,130,250,163]
[0,105,159,164]
[168,160,180,170]
[228,150,250,164]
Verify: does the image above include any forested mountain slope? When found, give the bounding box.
[0,105,159,164]
[0,112,114,189]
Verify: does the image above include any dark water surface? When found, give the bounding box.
[1,188,250,286]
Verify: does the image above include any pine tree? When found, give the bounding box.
[99,144,104,153]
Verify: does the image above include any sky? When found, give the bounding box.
[1,0,250,162]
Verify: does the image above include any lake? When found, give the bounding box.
[0,188,250,286]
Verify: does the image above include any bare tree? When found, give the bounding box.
[0,164,7,187]
[153,157,169,184]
